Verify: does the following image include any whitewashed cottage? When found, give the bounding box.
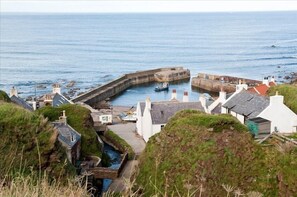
[136,91,204,142]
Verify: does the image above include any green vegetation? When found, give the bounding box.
[0,173,88,197]
[0,90,10,102]
[0,101,75,181]
[37,104,102,158]
[136,110,297,196]
[268,84,297,114]
[105,130,135,160]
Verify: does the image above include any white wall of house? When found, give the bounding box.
[152,124,163,136]
[136,102,143,136]
[221,106,228,114]
[258,95,297,133]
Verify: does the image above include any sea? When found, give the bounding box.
[0,12,296,106]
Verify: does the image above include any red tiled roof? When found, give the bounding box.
[248,84,269,96]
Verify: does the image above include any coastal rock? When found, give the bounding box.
[66,80,76,88]
[36,84,47,89]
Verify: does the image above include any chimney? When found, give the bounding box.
[199,94,206,109]
[171,89,177,100]
[145,97,151,110]
[10,86,18,97]
[52,83,61,94]
[270,91,284,106]
[32,101,37,111]
[263,77,269,86]
[60,110,67,125]
[270,76,276,83]
[219,87,227,103]
[236,80,248,92]
[183,91,189,102]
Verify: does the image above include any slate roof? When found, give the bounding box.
[53,122,81,148]
[140,101,204,124]
[222,90,269,119]
[212,103,222,114]
[10,95,33,111]
[53,93,72,107]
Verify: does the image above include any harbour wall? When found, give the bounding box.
[191,73,261,93]
[72,67,190,105]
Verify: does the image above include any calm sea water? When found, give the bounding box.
[0,12,296,106]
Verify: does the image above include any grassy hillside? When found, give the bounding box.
[0,101,75,181]
[37,104,102,158]
[268,84,297,114]
[136,110,297,196]
[0,90,10,102]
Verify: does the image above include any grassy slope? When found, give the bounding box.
[136,110,297,196]
[0,90,11,102]
[268,84,297,114]
[0,101,75,181]
[37,104,102,158]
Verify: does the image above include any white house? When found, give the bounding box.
[39,83,73,108]
[136,91,204,142]
[221,90,269,124]
[257,92,297,133]
[222,85,297,134]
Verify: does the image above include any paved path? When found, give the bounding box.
[108,123,146,155]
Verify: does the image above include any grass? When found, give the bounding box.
[37,104,102,158]
[268,84,297,114]
[0,90,10,102]
[105,130,135,160]
[136,110,297,196]
[0,101,76,182]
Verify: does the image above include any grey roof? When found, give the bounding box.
[10,95,33,111]
[140,101,204,124]
[53,122,81,148]
[222,90,269,119]
[212,103,222,114]
[53,93,71,107]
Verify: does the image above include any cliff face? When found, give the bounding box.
[136,110,297,196]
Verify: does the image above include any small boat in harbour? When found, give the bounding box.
[155,82,169,92]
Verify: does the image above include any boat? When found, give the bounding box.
[154,82,169,92]
[120,111,137,122]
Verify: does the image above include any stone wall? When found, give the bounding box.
[72,67,189,105]
[89,153,128,179]
[192,73,261,93]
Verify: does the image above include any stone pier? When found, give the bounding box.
[72,67,190,105]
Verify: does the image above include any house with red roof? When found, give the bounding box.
[248,76,276,96]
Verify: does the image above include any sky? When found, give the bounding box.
[1,1,297,13]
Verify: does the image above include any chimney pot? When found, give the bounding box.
[183,91,189,102]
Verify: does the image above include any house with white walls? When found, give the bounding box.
[222,83,297,134]
[38,83,73,108]
[136,90,205,142]
[221,90,269,124]
[257,92,297,133]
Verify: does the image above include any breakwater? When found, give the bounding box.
[191,73,261,93]
[72,67,190,105]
